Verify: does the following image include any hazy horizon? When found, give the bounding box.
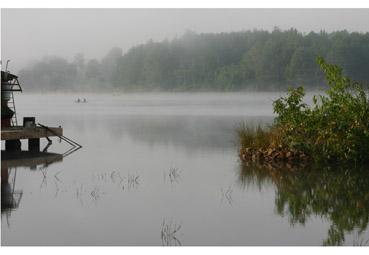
[2,8,369,247]
[2,8,369,72]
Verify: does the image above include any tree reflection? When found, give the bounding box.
[239,161,369,245]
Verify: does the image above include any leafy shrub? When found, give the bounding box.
[272,57,369,162]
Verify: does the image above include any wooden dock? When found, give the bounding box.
[1,126,63,152]
[1,126,62,140]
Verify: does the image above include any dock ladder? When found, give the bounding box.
[4,73,22,126]
[8,90,18,126]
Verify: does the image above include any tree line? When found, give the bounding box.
[19,28,369,92]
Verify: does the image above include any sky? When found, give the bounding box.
[2,8,369,71]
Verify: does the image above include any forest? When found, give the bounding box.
[19,28,369,92]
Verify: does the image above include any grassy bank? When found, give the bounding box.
[238,57,369,163]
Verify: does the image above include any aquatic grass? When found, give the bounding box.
[164,167,181,184]
[160,219,182,246]
[237,123,284,151]
[127,173,140,189]
[109,170,124,185]
[220,186,233,205]
[75,183,85,205]
[90,186,101,201]
[127,173,139,184]
[92,170,140,191]
[54,170,62,183]
[54,180,60,198]
[39,168,48,189]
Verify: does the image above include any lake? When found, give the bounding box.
[2,93,369,246]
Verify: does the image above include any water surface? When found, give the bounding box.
[2,93,369,245]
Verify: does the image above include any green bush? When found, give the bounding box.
[273,57,369,162]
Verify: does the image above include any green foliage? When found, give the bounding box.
[272,57,369,162]
[19,29,369,91]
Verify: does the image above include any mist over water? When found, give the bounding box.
[2,93,369,245]
[2,7,369,246]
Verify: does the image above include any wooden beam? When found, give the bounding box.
[1,127,63,140]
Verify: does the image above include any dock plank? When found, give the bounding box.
[1,126,63,140]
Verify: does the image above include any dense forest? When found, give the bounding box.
[19,28,369,92]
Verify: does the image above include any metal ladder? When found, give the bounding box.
[6,76,22,127]
[8,90,18,126]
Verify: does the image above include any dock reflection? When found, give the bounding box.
[1,151,63,216]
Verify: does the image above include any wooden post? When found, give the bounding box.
[29,138,40,152]
[5,139,21,151]
[1,166,9,184]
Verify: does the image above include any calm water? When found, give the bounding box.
[2,93,369,246]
